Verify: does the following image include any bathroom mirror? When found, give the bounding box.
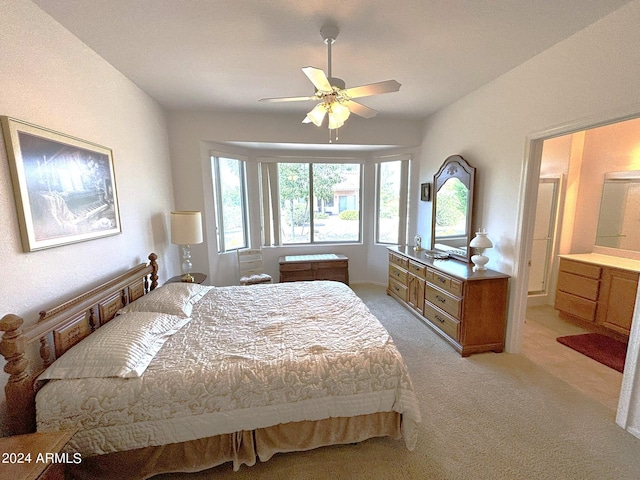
[595,171,640,251]
[431,155,476,262]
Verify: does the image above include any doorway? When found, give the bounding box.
[517,113,640,430]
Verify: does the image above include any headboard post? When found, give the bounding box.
[149,253,159,291]
[0,314,36,434]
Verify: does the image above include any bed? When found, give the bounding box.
[0,253,421,479]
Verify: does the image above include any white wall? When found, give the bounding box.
[166,110,423,286]
[416,0,640,436]
[0,0,177,434]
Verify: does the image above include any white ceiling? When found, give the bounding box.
[33,0,632,121]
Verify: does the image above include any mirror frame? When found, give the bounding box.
[431,155,476,263]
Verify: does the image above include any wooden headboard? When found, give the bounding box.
[0,253,159,435]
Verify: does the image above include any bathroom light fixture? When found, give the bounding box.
[469,229,493,272]
[171,211,203,282]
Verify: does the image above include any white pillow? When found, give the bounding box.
[117,282,210,317]
[38,311,191,379]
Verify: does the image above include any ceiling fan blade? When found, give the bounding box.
[343,100,377,119]
[343,80,401,99]
[302,66,333,93]
[259,95,316,103]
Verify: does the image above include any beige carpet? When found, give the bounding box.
[155,284,640,480]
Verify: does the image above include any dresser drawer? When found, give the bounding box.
[557,271,599,300]
[388,278,408,302]
[425,285,462,319]
[389,252,409,269]
[554,290,597,322]
[424,303,460,341]
[426,268,463,296]
[389,264,408,285]
[408,260,427,279]
[559,258,601,279]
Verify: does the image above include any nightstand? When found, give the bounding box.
[0,430,76,479]
[165,273,207,284]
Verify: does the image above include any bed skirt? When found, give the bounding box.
[66,412,403,479]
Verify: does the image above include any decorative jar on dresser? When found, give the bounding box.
[387,246,510,356]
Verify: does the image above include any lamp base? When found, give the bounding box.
[180,245,195,282]
[471,254,489,272]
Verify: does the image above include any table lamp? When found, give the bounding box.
[469,228,493,272]
[171,211,203,282]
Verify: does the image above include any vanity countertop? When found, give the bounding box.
[559,253,640,273]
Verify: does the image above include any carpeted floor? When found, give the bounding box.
[155,284,640,480]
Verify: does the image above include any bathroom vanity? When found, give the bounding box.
[555,253,640,338]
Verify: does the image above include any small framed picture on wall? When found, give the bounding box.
[420,182,431,201]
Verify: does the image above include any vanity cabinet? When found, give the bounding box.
[554,255,640,337]
[554,259,601,323]
[599,268,639,335]
[387,246,509,357]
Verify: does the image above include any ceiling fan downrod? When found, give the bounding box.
[320,25,339,83]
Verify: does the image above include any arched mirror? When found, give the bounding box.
[431,155,476,262]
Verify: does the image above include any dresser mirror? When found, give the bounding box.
[431,155,476,262]
[595,171,640,251]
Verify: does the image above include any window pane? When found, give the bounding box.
[217,157,247,250]
[313,163,360,242]
[377,161,401,244]
[278,163,310,244]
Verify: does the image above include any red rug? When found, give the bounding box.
[556,333,627,373]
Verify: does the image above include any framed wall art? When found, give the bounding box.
[1,117,121,252]
[420,182,431,201]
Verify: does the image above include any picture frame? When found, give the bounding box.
[1,117,121,252]
[420,182,431,201]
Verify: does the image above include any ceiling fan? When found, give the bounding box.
[259,25,401,135]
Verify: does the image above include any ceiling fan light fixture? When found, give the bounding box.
[260,25,400,142]
[304,102,328,126]
[328,102,350,129]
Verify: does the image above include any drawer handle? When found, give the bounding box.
[435,315,446,324]
[394,285,400,292]
[436,295,447,304]
[438,277,447,284]
[394,271,401,277]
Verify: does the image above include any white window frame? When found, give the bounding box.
[211,155,249,253]
[259,157,364,246]
[374,155,410,246]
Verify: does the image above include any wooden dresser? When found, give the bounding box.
[279,254,349,284]
[555,254,640,338]
[387,246,509,356]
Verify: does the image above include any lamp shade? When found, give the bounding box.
[469,229,493,249]
[171,211,203,245]
[303,103,328,126]
[328,102,350,129]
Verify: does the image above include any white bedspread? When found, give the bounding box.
[36,281,421,456]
